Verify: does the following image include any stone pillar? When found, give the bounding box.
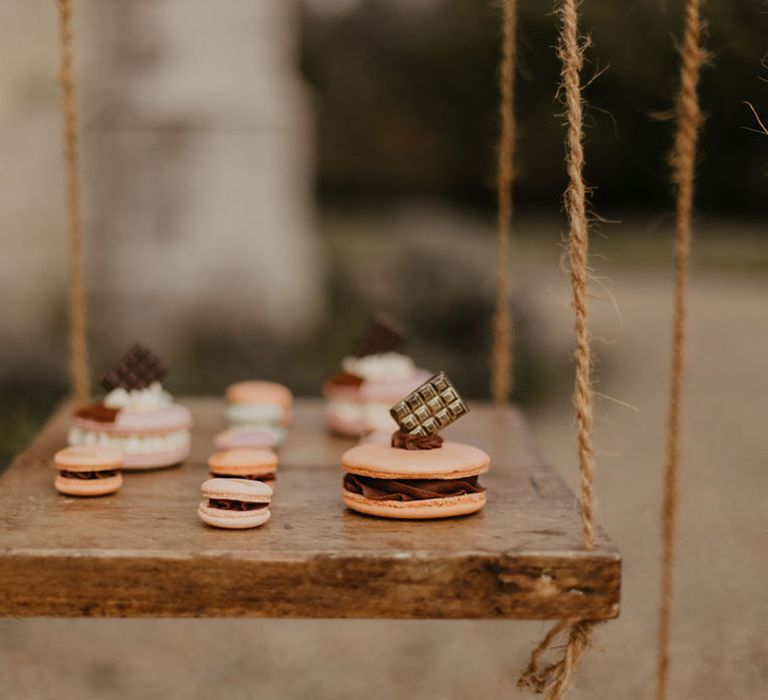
[79,0,322,358]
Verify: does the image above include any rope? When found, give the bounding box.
[518,620,599,698]
[491,0,518,405]
[518,1,599,695]
[56,0,90,402]
[559,0,596,552]
[657,1,704,698]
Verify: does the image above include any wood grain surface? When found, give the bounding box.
[0,398,620,619]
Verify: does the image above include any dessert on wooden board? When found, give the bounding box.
[214,425,283,451]
[225,381,292,427]
[222,380,292,447]
[198,477,273,530]
[208,448,278,487]
[67,344,192,470]
[53,445,124,497]
[341,372,490,519]
[323,315,430,437]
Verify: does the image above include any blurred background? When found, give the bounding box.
[1,0,766,698]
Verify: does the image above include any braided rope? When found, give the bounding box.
[491,0,518,405]
[518,1,599,695]
[558,0,597,552]
[56,0,90,401]
[657,1,704,698]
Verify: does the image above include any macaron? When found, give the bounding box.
[341,442,490,519]
[213,425,286,451]
[226,381,293,427]
[198,478,272,529]
[208,448,278,486]
[323,368,432,437]
[68,403,191,470]
[53,445,124,497]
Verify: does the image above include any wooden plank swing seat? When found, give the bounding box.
[0,398,620,620]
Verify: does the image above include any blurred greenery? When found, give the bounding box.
[301,0,768,214]
[0,373,67,470]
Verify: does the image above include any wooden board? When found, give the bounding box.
[0,398,620,620]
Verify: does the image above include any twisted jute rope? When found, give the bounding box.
[57,0,90,402]
[657,1,704,698]
[518,1,600,696]
[491,0,518,405]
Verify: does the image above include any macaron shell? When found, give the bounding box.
[341,442,490,480]
[208,448,278,477]
[198,502,271,529]
[54,445,124,471]
[201,477,273,502]
[55,473,123,497]
[342,490,486,520]
[209,447,278,468]
[226,403,284,426]
[213,426,284,450]
[226,381,293,409]
[207,474,277,493]
[74,404,192,435]
[208,465,277,478]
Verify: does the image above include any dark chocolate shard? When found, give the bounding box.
[351,314,405,357]
[100,343,168,392]
[389,371,469,437]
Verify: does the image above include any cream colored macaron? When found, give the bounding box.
[225,381,293,426]
[207,448,278,486]
[53,445,124,497]
[341,441,490,520]
[198,477,272,529]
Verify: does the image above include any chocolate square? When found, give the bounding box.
[389,372,469,437]
[100,343,168,392]
[351,315,405,357]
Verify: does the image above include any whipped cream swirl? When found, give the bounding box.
[342,352,415,382]
[104,381,173,411]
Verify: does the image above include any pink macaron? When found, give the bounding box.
[226,381,293,427]
[208,448,278,485]
[53,446,124,497]
[67,345,192,470]
[69,403,191,470]
[323,373,365,435]
[324,367,432,437]
[213,425,286,451]
[198,478,272,529]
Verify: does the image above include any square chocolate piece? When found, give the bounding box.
[389,372,469,437]
[100,343,168,392]
[352,315,405,357]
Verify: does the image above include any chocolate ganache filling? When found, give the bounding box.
[211,472,275,482]
[75,403,120,423]
[343,473,484,502]
[58,469,118,480]
[207,499,268,512]
[325,371,364,388]
[391,430,444,450]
